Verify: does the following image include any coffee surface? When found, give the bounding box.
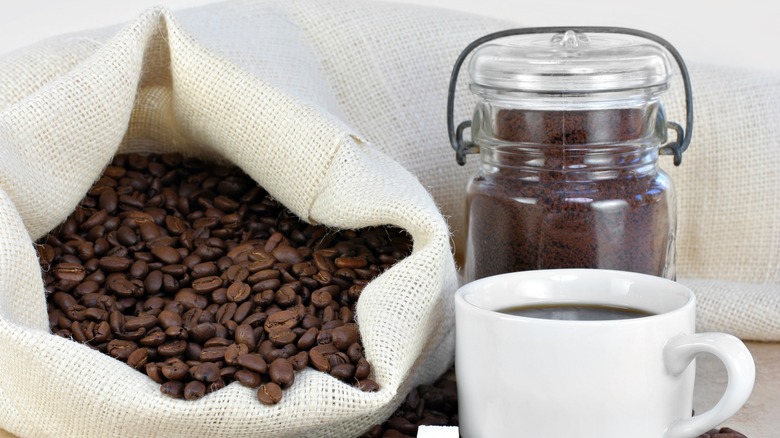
[497,303,655,321]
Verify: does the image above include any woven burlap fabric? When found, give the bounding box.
[0,3,462,437]
[0,0,778,436]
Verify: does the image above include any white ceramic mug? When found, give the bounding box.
[455,269,755,438]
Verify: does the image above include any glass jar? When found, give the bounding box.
[449,28,692,282]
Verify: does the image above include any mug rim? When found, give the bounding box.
[455,268,695,326]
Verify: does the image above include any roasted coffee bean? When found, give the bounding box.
[140,331,167,347]
[53,263,86,283]
[330,363,355,381]
[158,340,188,357]
[160,380,185,399]
[297,327,319,350]
[268,327,296,347]
[184,380,206,400]
[200,345,227,362]
[358,379,380,392]
[165,215,187,235]
[215,302,237,325]
[145,363,166,384]
[188,322,216,343]
[289,351,309,371]
[257,382,283,405]
[234,369,262,388]
[271,245,303,265]
[192,276,223,294]
[191,262,218,278]
[264,309,299,332]
[157,310,183,329]
[161,361,189,380]
[268,358,294,389]
[144,270,164,294]
[234,324,257,349]
[125,314,157,331]
[191,362,220,382]
[107,340,137,361]
[161,264,187,278]
[233,301,253,324]
[226,281,251,302]
[99,256,132,273]
[309,347,331,372]
[151,246,181,265]
[224,343,249,365]
[355,358,371,380]
[235,354,266,375]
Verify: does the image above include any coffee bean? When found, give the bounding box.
[190,322,217,343]
[268,327,296,347]
[165,215,187,235]
[257,382,283,405]
[199,345,226,362]
[233,301,253,324]
[224,343,249,365]
[99,256,132,273]
[107,340,138,361]
[234,324,257,349]
[161,361,189,380]
[160,264,187,278]
[264,309,299,332]
[226,281,250,302]
[191,262,218,278]
[289,351,309,371]
[309,348,330,372]
[191,362,220,382]
[234,369,262,388]
[53,263,86,283]
[151,246,181,265]
[156,310,182,329]
[175,290,208,310]
[158,340,187,357]
[358,379,380,392]
[311,289,333,308]
[192,276,222,294]
[355,358,371,380]
[331,324,359,351]
[140,331,167,347]
[160,380,185,399]
[184,380,206,400]
[236,353,267,374]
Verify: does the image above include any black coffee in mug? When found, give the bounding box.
[498,303,655,321]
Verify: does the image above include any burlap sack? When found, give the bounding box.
[0,3,462,437]
[1,0,778,437]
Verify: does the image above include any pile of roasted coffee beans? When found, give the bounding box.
[38,153,412,403]
[361,368,457,438]
[362,368,748,437]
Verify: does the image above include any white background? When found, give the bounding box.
[0,0,778,72]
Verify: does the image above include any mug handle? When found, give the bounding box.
[663,333,756,438]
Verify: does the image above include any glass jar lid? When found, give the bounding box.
[468,30,673,94]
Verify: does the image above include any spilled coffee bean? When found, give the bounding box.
[361,368,748,438]
[40,153,411,403]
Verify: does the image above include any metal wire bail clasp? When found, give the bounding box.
[447,26,694,166]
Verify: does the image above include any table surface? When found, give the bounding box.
[1,341,777,438]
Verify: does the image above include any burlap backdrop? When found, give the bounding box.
[0,1,778,437]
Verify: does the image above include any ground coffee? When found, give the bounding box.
[38,153,411,403]
[466,108,674,280]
